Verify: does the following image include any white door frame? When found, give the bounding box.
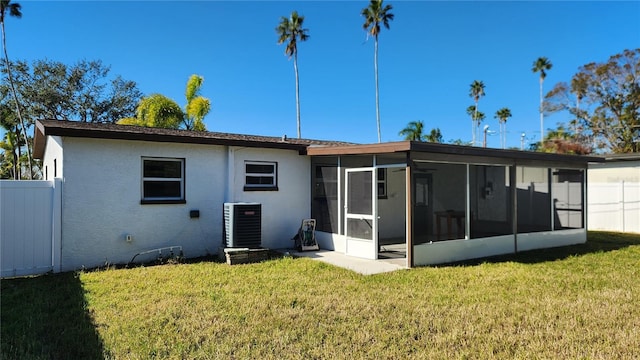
[344,167,377,259]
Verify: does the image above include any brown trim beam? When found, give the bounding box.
[307,141,411,156]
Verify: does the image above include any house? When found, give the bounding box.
[587,153,640,233]
[33,120,601,270]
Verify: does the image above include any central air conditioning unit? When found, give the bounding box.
[223,202,262,248]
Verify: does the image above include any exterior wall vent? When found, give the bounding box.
[223,203,262,248]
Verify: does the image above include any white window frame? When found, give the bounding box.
[141,157,185,203]
[244,161,278,191]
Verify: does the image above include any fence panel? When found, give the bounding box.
[588,182,640,233]
[1,180,60,277]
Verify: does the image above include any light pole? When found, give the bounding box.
[483,125,490,148]
[520,132,526,150]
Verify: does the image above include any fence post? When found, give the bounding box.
[620,180,625,232]
[52,178,62,273]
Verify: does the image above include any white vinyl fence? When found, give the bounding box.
[588,181,640,233]
[1,179,62,277]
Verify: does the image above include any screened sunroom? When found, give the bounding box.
[307,142,598,267]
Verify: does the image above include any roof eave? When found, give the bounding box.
[308,140,604,164]
[35,120,310,154]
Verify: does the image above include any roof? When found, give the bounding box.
[34,119,605,165]
[599,153,640,162]
[33,120,352,159]
[307,140,605,164]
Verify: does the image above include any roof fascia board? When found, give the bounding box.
[33,121,47,159]
[40,124,308,153]
[307,141,410,156]
[409,142,602,164]
[411,152,515,166]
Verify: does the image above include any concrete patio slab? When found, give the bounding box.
[282,249,407,275]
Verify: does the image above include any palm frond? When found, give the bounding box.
[276,11,309,58]
[361,0,394,38]
[186,96,211,123]
[469,80,486,100]
[1,0,22,20]
[533,57,553,79]
[185,74,203,103]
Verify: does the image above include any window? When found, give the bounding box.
[244,161,277,191]
[141,158,185,204]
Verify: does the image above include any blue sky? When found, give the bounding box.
[5,0,640,148]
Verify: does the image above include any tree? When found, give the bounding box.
[0,59,141,178]
[469,80,485,146]
[184,74,210,131]
[0,104,18,178]
[0,59,142,123]
[448,138,469,146]
[398,120,424,141]
[362,0,394,143]
[118,75,210,131]
[538,124,592,155]
[467,104,485,145]
[494,107,512,149]
[545,49,639,153]
[533,57,552,144]
[276,11,309,139]
[1,0,31,178]
[118,94,184,129]
[425,128,443,143]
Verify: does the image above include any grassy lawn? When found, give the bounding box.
[2,231,639,359]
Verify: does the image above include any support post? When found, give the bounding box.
[405,153,413,268]
[511,164,518,253]
[52,178,62,273]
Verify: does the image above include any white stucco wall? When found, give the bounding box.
[60,138,226,270]
[413,235,515,266]
[42,136,63,180]
[315,231,346,253]
[227,147,311,250]
[412,229,585,266]
[56,138,311,270]
[516,229,586,252]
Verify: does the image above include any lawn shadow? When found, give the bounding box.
[442,231,640,267]
[1,272,106,359]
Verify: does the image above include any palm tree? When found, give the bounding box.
[469,80,485,146]
[362,0,394,143]
[276,11,309,139]
[467,105,485,144]
[1,0,31,179]
[118,94,184,129]
[425,128,443,143]
[532,57,552,143]
[494,107,512,149]
[398,120,424,141]
[184,74,210,131]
